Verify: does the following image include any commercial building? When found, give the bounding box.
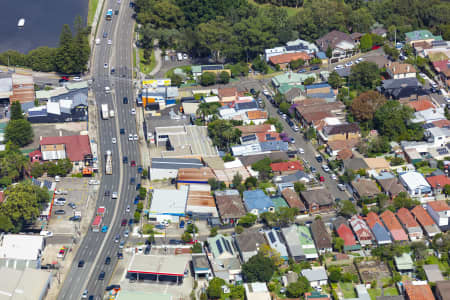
[176,168,216,187]
[148,186,188,223]
[116,291,172,300]
[140,86,179,108]
[0,234,44,269]
[149,158,203,180]
[0,267,52,300]
[11,74,34,104]
[214,190,246,224]
[192,254,212,280]
[127,254,189,283]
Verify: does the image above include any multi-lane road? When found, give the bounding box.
[57,0,139,299]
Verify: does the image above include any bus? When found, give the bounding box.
[106,9,113,20]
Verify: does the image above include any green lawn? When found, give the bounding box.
[425,255,450,272]
[88,0,99,26]
[139,48,157,75]
[368,288,382,300]
[417,167,437,175]
[384,287,399,296]
[247,0,301,17]
[340,282,356,299]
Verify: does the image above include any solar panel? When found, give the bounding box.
[44,180,52,190]
[242,135,257,142]
[438,148,449,155]
[268,231,276,243]
[222,237,233,253]
[216,240,224,254]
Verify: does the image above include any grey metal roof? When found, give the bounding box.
[301,267,328,282]
[260,141,289,152]
[151,157,203,170]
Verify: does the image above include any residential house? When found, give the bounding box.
[305,83,336,103]
[245,110,268,125]
[404,282,435,300]
[422,264,444,283]
[405,30,443,46]
[264,229,289,261]
[426,175,450,196]
[295,101,346,128]
[351,179,381,201]
[281,225,318,261]
[275,170,311,185]
[398,172,432,201]
[426,200,450,231]
[378,78,428,101]
[265,39,319,61]
[365,212,392,245]
[300,189,334,213]
[218,87,238,103]
[285,87,304,103]
[281,188,306,212]
[310,218,332,254]
[234,229,267,263]
[270,161,303,175]
[394,253,414,276]
[371,26,387,38]
[206,234,241,283]
[333,217,360,251]
[316,30,357,63]
[376,173,407,199]
[380,210,409,242]
[343,157,369,172]
[407,99,436,112]
[412,107,446,124]
[301,267,328,288]
[435,280,450,300]
[396,208,423,241]
[411,205,441,237]
[244,282,271,300]
[385,62,417,79]
[318,123,361,145]
[349,215,374,247]
[269,52,311,69]
[425,127,450,148]
[363,157,390,175]
[214,190,246,224]
[192,254,213,280]
[272,72,316,89]
[242,190,275,216]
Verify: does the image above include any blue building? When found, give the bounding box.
[243,189,275,216]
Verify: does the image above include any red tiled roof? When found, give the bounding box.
[247,110,268,120]
[380,210,408,241]
[365,212,383,229]
[337,148,353,160]
[426,175,450,189]
[432,60,450,73]
[396,208,420,228]
[432,119,450,128]
[270,161,303,172]
[236,124,273,134]
[218,87,238,98]
[303,111,334,124]
[427,200,450,212]
[336,224,357,246]
[281,188,306,211]
[269,52,311,65]
[411,205,436,226]
[40,135,91,162]
[404,283,435,300]
[407,99,435,112]
[256,132,281,142]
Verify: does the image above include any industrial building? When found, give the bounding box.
[149,157,204,181]
[0,267,52,300]
[148,186,188,223]
[176,168,216,187]
[0,234,45,269]
[127,255,189,283]
[186,185,219,219]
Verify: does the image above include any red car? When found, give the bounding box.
[130,160,136,167]
[121,219,127,226]
[186,239,198,245]
[319,176,325,182]
[61,76,69,81]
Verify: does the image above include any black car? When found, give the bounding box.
[117,252,123,259]
[55,209,66,215]
[57,197,66,202]
[78,260,85,268]
[130,177,135,185]
[106,284,121,291]
[169,239,182,245]
[310,166,316,173]
[98,271,106,280]
[123,156,128,164]
[104,190,111,197]
[136,183,141,190]
[114,9,119,15]
[88,296,94,300]
[69,215,81,221]
[315,155,323,163]
[250,88,256,95]
[310,65,320,70]
[120,128,125,134]
[123,97,128,104]
[105,257,111,265]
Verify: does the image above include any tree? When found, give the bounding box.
[328,266,342,282]
[55,24,77,74]
[351,91,386,122]
[242,252,276,282]
[251,157,272,180]
[10,101,23,120]
[134,211,141,223]
[181,231,193,243]
[290,58,305,70]
[259,244,283,267]
[207,277,226,299]
[444,184,450,196]
[279,102,290,114]
[200,72,216,86]
[393,192,419,209]
[304,77,315,86]
[169,74,183,87]
[328,71,343,89]
[287,276,311,298]
[219,71,230,84]
[294,182,306,193]
[326,46,332,58]
[5,119,34,147]
[265,117,283,133]
[333,237,344,252]
[251,56,269,73]
[349,61,380,91]
[360,34,373,52]
[191,242,203,253]
[244,176,258,189]
[235,225,244,234]
[207,119,242,151]
[305,127,316,140]
[232,173,243,188]
[72,16,90,73]
[238,213,257,227]
[210,227,218,237]
[339,200,357,217]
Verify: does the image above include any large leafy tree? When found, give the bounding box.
[351,91,387,122]
[10,101,23,120]
[287,276,311,298]
[5,119,33,147]
[0,143,29,186]
[242,252,276,282]
[207,119,242,151]
[349,61,380,91]
[206,277,226,299]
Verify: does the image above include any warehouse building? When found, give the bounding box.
[0,234,45,269]
[0,267,52,300]
[150,157,204,181]
[177,167,216,188]
[127,254,189,284]
[148,186,188,223]
[186,185,219,219]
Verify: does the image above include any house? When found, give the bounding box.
[234,229,267,263]
[148,187,188,223]
[378,78,428,101]
[412,107,446,124]
[218,87,238,102]
[351,179,381,200]
[275,170,310,185]
[425,127,450,148]
[376,173,407,199]
[333,217,360,251]
[399,172,432,201]
[426,175,450,195]
[264,229,289,261]
[396,208,423,241]
[435,280,450,300]
[272,72,316,88]
[310,218,332,254]
[319,123,360,144]
[365,212,392,245]
[281,225,318,261]
[423,264,444,282]
[305,83,336,102]
[380,210,409,242]
[300,189,334,213]
[411,205,441,237]
[206,234,241,283]
[236,124,275,135]
[349,215,374,246]
[242,190,275,216]
[363,157,390,175]
[281,188,306,212]
[385,62,417,79]
[285,87,304,103]
[316,30,357,63]
[405,30,443,46]
[426,200,450,231]
[246,110,268,125]
[269,52,311,69]
[407,99,436,112]
[394,253,414,276]
[326,139,358,158]
[265,39,319,61]
[244,282,271,300]
[149,158,203,180]
[343,157,369,172]
[192,254,213,280]
[301,267,328,288]
[270,161,303,175]
[214,190,246,224]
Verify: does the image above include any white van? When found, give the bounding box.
[95,38,101,45]
[104,86,111,93]
[177,52,183,61]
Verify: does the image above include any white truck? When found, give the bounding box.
[109,110,115,118]
[105,150,112,175]
[101,104,109,119]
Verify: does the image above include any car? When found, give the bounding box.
[106,284,121,291]
[101,225,108,232]
[282,114,287,119]
[55,190,68,195]
[131,108,136,115]
[263,89,269,96]
[104,63,108,69]
[136,183,141,190]
[345,61,353,67]
[319,176,325,182]
[124,229,129,237]
[55,176,61,182]
[310,65,320,70]
[356,57,364,63]
[119,241,125,249]
[128,134,133,141]
[292,125,299,132]
[169,239,182,245]
[115,234,120,243]
[98,271,105,280]
[110,68,115,74]
[82,290,88,298]
[298,148,305,154]
[129,218,133,225]
[310,166,316,173]
[155,224,165,230]
[126,205,130,213]
[123,97,128,104]
[88,296,94,300]
[104,190,111,197]
[40,230,53,237]
[334,64,344,70]
[179,220,185,228]
[78,260,85,268]
[55,209,66,215]
[277,109,283,115]
[297,69,307,73]
[68,202,76,209]
[130,160,136,167]
[250,88,256,95]
[54,201,65,206]
[114,9,119,15]
[61,76,69,81]
[331,173,337,180]
[57,197,66,202]
[337,183,346,191]
[107,39,112,45]
[315,155,323,163]
[419,73,427,79]
[121,219,127,226]
[183,53,188,60]
[123,156,128,164]
[112,137,116,144]
[160,220,169,227]
[69,215,81,221]
[120,128,125,135]
[117,252,123,259]
[287,119,294,127]
[103,32,107,39]
[130,177,135,185]
[288,137,295,144]
[105,256,111,265]
[133,134,138,141]
[88,179,100,185]
[322,164,330,172]
[112,192,118,199]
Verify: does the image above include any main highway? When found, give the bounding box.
[57,0,140,298]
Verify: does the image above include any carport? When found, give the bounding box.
[127,255,189,284]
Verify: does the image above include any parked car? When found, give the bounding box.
[337,183,346,191]
[319,176,325,182]
[88,180,100,185]
[40,230,53,237]
[179,220,185,229]
[298,148,305,154]
[310,166,316,173]
[331,174,337,180]
[69,215,81,221]
[322,164,330,172]
[310,65,320,71]
[55,210,66,215]
[315,155,323,163]
[55,190,68,195]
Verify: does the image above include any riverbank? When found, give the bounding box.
[88,0,99,26]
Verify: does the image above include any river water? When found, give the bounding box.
[0,0,89,53]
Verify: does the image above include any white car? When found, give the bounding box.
[128,134,133,141]
[40,230,53,237]
[107,39,112,45]
[160,220,169,227]
[293,126,299,132]
[419,73,427,79]
[298,148,305,154]
[126,205,130,213]
[322,164,330,172]
[88,179,100,185]
[263,89,269,96]
[112,137,116,144]
[133,134,138,141]
[112,192,118,199]
[334,65,344,70]
[104,63,108,69]
[55,190,68,195]
[345,61,353,67]
[282,114,287,119]
[124,230,129,237]
[131,108,136,115]
[55,176,61,182]
[72,76,82,81]
[331,174,337,180]
[356,57,364,63]
[338,183,346,191]
[183,53,188,60]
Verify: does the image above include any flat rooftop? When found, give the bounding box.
[128,255,189,276]
[149,187,188,215]
[0,267,51,300]
[0,235,43,261]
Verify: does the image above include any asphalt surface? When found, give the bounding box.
[57,0,139,299]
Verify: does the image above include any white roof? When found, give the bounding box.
[128,255,189,276]
[412,108,445,123]
[0,235,43,260]
[0,267,51,300]
[149,187,188,215]
[244,282,271,300]
[399,171,430,190]
[59,99,72,110]
[427,126,450,137]
[0,77,12,93]
[224,159,243,169]
[46,102,60,115]
[323,117,342,126]
[204,96,220,103]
